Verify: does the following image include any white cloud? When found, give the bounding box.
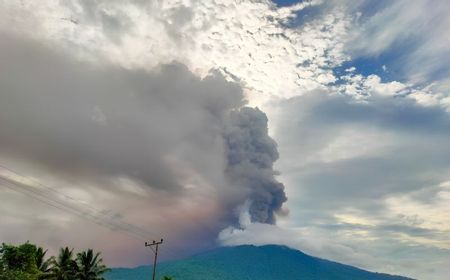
[2,0,448,108]
[1,1,450,279]
[4,0,448,111]
[271,89,450,280]
[312,128,394,163]
[335,71,450,111]
[337,73,408,99]
[218,201,375,269]
[386,181,450,236]
[218,194,450,280]
[349,0,450,85]
[0,0,353,105]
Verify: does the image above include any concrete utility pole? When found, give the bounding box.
[145,239,163,280]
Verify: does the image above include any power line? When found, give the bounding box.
[0,177,148,243]
[0,164,163,238]
[0,164,156,236]
[0,171,178,259]
[0,176,178,259]
[0,164,194,259]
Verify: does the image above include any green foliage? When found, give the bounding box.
[0,269,39,280]
[161,276,174,280]
[0,242,109,280]
[36,247,53,274]
[0,242,40,280]
[76,249,110,280]
[0,242,39,272]
[48,247,79,280]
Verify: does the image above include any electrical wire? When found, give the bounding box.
[0,165,184,259]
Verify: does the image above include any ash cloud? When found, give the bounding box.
[0,32,243,192]
[224,107,287,224]
[0,32,287,257]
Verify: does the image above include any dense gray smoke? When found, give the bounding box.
[0,33,242,194]
[224,108,287,224]
[0,32,287,252]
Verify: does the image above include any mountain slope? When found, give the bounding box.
[105,245,414,280]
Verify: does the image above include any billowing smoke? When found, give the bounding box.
[224,108,287,224]
[0,32,287,260]
[0,32,242,194]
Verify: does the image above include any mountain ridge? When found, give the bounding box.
[105,244,415,280]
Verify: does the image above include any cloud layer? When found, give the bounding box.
[0,0,352,103]
[1,1,449,279]
[0,32,286,264]
[269,90,450,279]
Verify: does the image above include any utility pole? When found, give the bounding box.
[145,239,163,280]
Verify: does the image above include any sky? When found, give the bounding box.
[0,0,449,279]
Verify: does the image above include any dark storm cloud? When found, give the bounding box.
[0,32,286,226]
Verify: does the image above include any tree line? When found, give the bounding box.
[0,242,108,280]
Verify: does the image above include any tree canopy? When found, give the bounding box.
[0,242,109,280]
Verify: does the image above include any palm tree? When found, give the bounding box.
[36,247,53,279]
[76,249,109,280]
[36,247,52,273]
[49,247,78,280]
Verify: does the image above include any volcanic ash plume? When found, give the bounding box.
[224,107,287,224]
[0,34,287,257]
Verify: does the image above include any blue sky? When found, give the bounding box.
[274,0,409,86]
[273,0,303,6]
[0,1,449,280]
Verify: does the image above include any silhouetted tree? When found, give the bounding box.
[36,247,53,273]
[49,247,78,280]
[76,249,109,280]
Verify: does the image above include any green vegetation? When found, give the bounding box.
[106,245,414,280]
[76,249,109,280]
[0,242,109,280]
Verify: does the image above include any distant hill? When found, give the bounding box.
[105,244,414,280]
